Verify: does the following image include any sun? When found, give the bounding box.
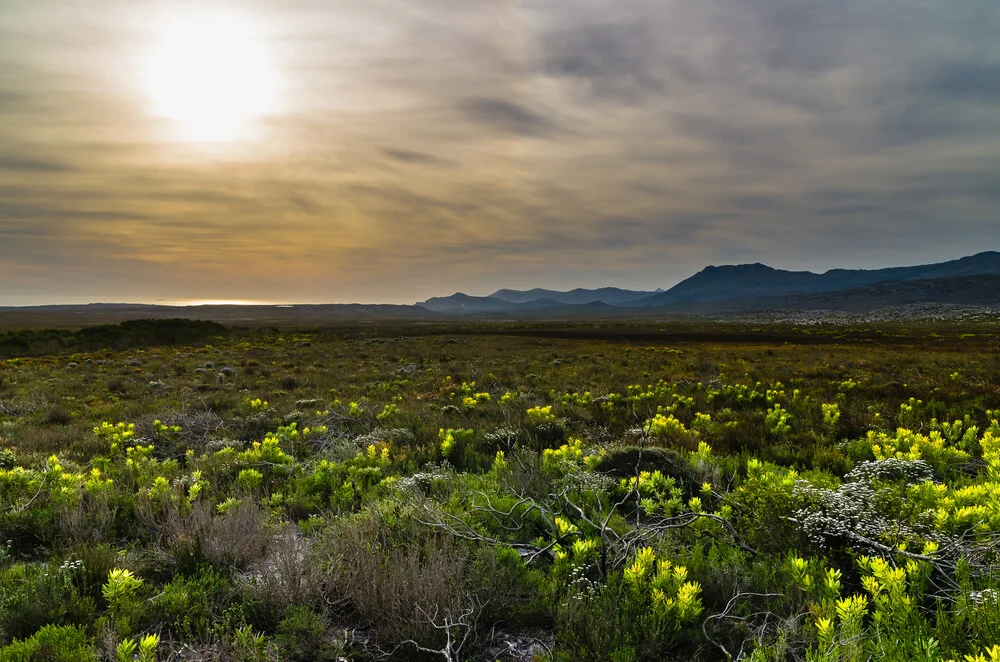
[142,12,278,142]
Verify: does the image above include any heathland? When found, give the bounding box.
[1,319,999,661]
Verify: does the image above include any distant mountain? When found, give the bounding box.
[414,291,644,314]
[752,274,1000,313]
[416,252,1000,315]
[4,254,999,328]
[489,287,663,305]
[632,251,1000,307]
[418,292,595,313]
[417,293,522,312]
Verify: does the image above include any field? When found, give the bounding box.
[1,319,999,661]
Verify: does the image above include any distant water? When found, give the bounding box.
[158,299,288,307]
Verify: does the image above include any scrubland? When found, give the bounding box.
[1,320,999,661]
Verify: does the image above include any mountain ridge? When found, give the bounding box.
[631,251,1000,307]
[417,252,1000,312]
[489,286,663,305]
[644,273,1000,314]
[4,253,998,323]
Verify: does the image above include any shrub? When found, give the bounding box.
[556,548,703,661]
[44,407,72,426]
[468,545,548,625]
[101,568,147,638]
[114,634,158,662]
[241,527,324,613]
[163,500,269,575]
[227,625,274,662]
[0,624,97,662]
[56,491,118,545]
[151,568,230,639]
[318,509,477,653]
[0,562,95,644]
[274,607,340,662]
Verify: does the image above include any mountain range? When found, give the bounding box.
[3,252,998,328]
[417,251,1000,313]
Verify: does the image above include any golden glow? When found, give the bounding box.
[142,12,278,142]
[166,299,282,307]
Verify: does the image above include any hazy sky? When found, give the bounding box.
[2,0,999,305]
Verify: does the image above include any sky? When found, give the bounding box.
[1,0,999,306]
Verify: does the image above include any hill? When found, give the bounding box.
[750,273,1000,313]
[489,287,662,305]
[633,251,1000,306]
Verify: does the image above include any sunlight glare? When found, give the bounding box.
[143,12,279,142]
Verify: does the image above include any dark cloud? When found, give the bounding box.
[538,21,668,100]
[742,0,856,74]
[0,206,145,222]
[0,155,74,173]
[922,62,1000,102]
[726,195,792,213]
[459,97,557,137]
[382,148,454,166]
[817,204,896,218]
[0,91,25,111]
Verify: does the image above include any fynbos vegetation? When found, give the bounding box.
[1,320,999,660]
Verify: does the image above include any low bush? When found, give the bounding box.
[0,624,97,662]
[274,606,341,661]
[0,562,94,644]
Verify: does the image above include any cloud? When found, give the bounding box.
[1,0,999,304]
[537,20,669,101]
[924,62,1000,102]
[0,156,75,173]
[382,148,455,167]
[459,97,557,137]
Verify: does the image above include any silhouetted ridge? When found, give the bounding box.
[488,286,661,305]
[632,251,1000,307]
[414,252,1000,313]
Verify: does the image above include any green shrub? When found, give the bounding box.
[556,551,703,662]
[0,624,97,662]
[274,606,340,662]
[227,625,273,662]
[469,545,549,625]
[0,562,94,644]
[151,567,231,639]
[100,567,148,638]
